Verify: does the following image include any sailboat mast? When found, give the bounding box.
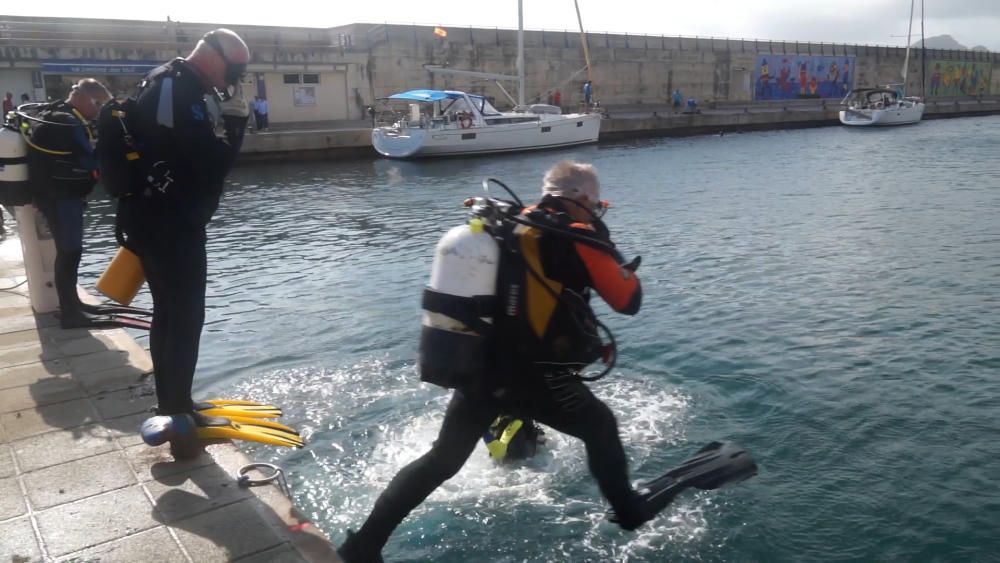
[517,0,525,107]
[921,0,926,99]
[901,0,915,94]
[574,0,594,88]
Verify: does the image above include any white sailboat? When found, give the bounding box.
[839,0,925,127]
[371,1,601,158]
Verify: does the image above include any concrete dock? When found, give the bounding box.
[235,98,1000,162]
[0,226,340,562]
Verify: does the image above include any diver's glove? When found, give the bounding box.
[219,96,250,141]
[219,96,249,118]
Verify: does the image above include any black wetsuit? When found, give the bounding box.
[339,205,646,562]
[116,59,247,414]
[26,101,99,323]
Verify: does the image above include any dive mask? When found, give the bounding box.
[202,31,247,93]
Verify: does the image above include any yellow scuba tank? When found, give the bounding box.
[96,246,145,305]
[418,217,500,389]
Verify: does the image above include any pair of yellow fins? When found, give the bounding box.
[193,399,305,449]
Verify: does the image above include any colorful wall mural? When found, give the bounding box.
[754,55,855,100]
[928,60,991,97]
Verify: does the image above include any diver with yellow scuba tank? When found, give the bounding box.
[338,161,757,562]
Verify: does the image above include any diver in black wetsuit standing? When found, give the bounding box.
[25,79,112,327]
[115,29,250,456]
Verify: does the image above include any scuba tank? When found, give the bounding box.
[418,178,623,390]
[418,217,500,389]
[0,119,31,207]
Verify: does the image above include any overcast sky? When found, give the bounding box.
[6,0,1000,51]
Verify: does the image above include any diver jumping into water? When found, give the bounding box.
[337,161,757,561]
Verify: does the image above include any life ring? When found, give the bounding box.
[459,113,474,129]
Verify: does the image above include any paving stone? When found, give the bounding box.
[0,398,99,441]
[0,360,71,391]
[123,443,216,483]
[0,379,85,414]
[67,347,153,377]
[0,517,42,563]
[50,332,120,358]
[0,343,50,369]
[0,445,14,478]
[55,526,187,563]
[35,486,158,557]
[0,475,27,520]
[23,451,137,510]
[0,328,39,351]
[170,500,285,561]
[104,412,152,448]
[146,463,253,523]
[91,385,157,420]
[234,544,308,563]
[11,423,114,472]
[75,364,152,396]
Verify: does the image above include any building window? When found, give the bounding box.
[302,74,320,84]
[283,74,300,84]
[293,86,316,107]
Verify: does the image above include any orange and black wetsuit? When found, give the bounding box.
[339,199,647,563]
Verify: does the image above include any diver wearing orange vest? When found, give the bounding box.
[338,161,647,562]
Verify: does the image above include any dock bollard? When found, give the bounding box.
[15,205,59,313]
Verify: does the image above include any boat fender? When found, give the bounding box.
[418,218,499,389]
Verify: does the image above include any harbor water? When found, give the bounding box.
[78,116,1000,562]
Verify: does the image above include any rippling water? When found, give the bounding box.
[79,117,1000,561]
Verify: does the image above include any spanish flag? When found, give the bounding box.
[434,27,448,38]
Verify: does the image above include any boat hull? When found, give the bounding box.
[373,113,601,158]
[839,103,925,126]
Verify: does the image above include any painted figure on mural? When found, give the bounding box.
[828,63,839,98]
[798,61,808,95]
[759,59,771,98]
[779,59,792,96]
[930,63,942,96]
[809,75,818,96]
[841,60,850,93]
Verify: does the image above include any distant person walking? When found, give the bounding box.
[553,89,562,108]
[582,80,593,109]
[2,92,13,115]
[20,93,29,104]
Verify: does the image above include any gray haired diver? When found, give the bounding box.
[337,164,757,562]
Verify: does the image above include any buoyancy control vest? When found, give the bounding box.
[418,189,614,391]
[96,61,181,199]
[22,102,99,200]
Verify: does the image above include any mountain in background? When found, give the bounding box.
[910,34,989,51]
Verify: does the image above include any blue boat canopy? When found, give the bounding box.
[386,89,460,102]
[383,89,489,103]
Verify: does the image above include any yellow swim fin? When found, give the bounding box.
[192,413,304,449]
[195,399,283,419]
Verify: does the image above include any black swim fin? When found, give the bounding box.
[80,302,153,317]
[608,441,757,525]
[59,311,152,331]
